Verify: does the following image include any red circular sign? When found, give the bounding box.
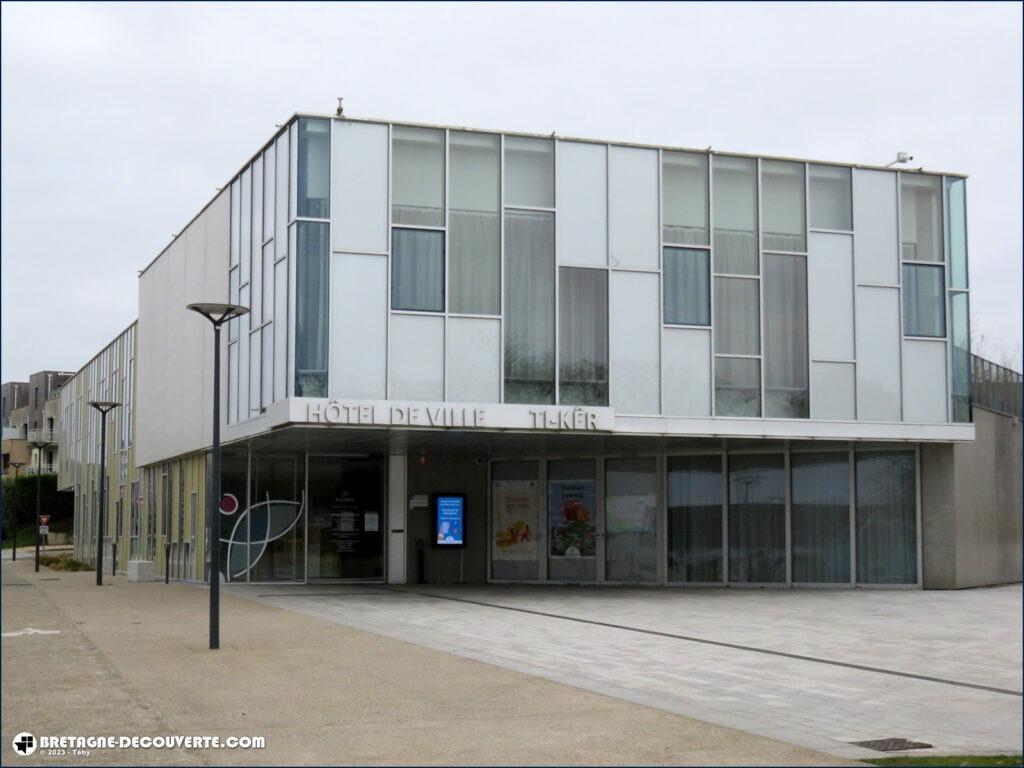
[219,493,239,514]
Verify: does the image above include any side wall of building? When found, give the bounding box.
[921,406,1023,588]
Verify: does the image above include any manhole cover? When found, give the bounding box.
[851,738,933,752]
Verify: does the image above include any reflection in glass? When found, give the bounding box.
[664,247,710,326]
[559,267,608,406]
[902,264,946,337]
[809,165,852,231]
[761,160,806,252]
[946,177,968,289]
[504,210,555,403]
[295,222,329,396]
[791,452,849,582]
[248,456,302,582]
[605,458,658,582]
[764,253,809,418]
[714,277,759,355]
[900,173,942,262]
[547,459,596,582]
[450,132,500,314]
[728,453,785,582]
[219,452,248,581]
[712,156,758,274]
[667,455,722,582]
[491,461,541,581]
[392,126,444,226]
[715,357,761,417]
[391,228,444,312]
[951,292,971,422]
[505,136,554,208]
[307,456,384,580]
[663,152,709,246]
[297,118,330,218]
[856,451,917,584]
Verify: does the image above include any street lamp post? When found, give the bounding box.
[187,302,248,651]
[88,402,119,586]
[8,461,25,561]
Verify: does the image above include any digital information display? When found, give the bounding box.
[433,494,465,547]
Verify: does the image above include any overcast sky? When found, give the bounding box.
[2,2,1021,381]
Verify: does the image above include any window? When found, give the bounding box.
[950,292,971,422]
[809,165,852,230]
[664,247,710,326]
[667,455,722,582]
[902,264,945,337]
[504,210,554,403]
[450,132,500,314]
[714,277,759,355]
[900,173,942,262]
[946,177,968,289]
[558,267,608,406]
[505,137,554,208]
[728,453,785,582]
[295,222,329,396]
[712,156,757,274]
[605,458,658,582]
[763,253,808,418]
[391,229,444,312]
[297,118,330,218]
[392,126,444,226]
[715,357,760,417]
[662,152,708,246]
[761,160,806,252]
[856,451,917,584]
[791,452,849,583]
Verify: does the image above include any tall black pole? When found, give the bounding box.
[34,451,41,573]
[12,464,20,561]
[210,323,221,650]
[96,412,107,586]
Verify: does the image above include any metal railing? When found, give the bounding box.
[971,353,1022,418]
[26,462,55,475]
[26,429,57,445]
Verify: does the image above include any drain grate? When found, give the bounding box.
[851,738,933,752]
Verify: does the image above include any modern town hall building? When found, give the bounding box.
[59,111,1021,590]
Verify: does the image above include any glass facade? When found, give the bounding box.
[667,455,722,582]
[295,222,329,397]
[763,253,808,418]
[392,228,444,312]
[809,165,852,231]
[450,131,500,314]
[664,247,710,326]
[392,126,444,227]
[856,451,917,584]
[761,160,806,252]
[712,156,758,274]
[297,118,329,218]
[902,264,946,337]
[559,267,608,406]
[662,151,709,246]
[728,453,785,583]
[505,136,554,208]
[791,452,849,583]
[900,173,942,262]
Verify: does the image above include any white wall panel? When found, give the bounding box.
[662,327,711,416]
[852,169,899,285]
[446,317,500,403]
[610,271,660,414]
[329,253,387,399]
[556,141,607,266]
[389,314,444,401]
[811,362,856,420]
[855,286,901,421]
[902,339,948,423]
[608,146,659,270]
[808,232,854,359]
[331,121,388,254]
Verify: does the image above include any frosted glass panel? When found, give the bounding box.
[763,253,808,418]
[609,271,659,414]
[331,121,389,254]
[559,267,608,406]
[297,118,330,218]
[662,328,711,417]
[392,229,444,312]
[715,357,760,417]
[556,141,607,266]
[664,247,710,326]
[900,173,942,262]
[902,339,948,423]
[809,165,851,231]
[608,145,659,270]
[447,317,500,403]
[450,132,500,314]
[662,151,709,246]
[275,132,288,258]
[852,169,898,285]
[714,277,759,355]
[263,144,275,242]
[810,362,856,420]
[605,458,658,582]
[331,253,387,400]
[392,126,444,226]
[294,222,329,397]
[713,156,757,274]
[855,286,901,421]
[808,233,855,360]
[505,136,554,208]
[230,178,240,267]
[273,259,287,402]
[389,314,444,401]
[240,167,251,284]
[950,292,970,422]
[946,177,968,289]
[761,160,806,252]
[902,264,945,337]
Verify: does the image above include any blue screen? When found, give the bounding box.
[435,496,464,546]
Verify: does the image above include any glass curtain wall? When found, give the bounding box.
[605,458,658,581]
[791,452,850,583]
[392,127,444,226]
[297,119,329,218]
[763,253,809,417]
[249,456,303,582]
[728,453,785,582]
[899,174,942,262]
[450,132,500,314]
[946,176,971,422]
[902,264,946,337]
[809,165,852,231]
[664,248,711,326]
[662,152,709,246]
[558,267,608,405]
[392,229,444,312]
[855,451,917,584]
[667,455,723,582]
[294,222,329,396]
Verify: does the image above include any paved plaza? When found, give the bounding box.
[233,581,1023,761]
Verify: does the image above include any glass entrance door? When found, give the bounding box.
[307,456,385,580]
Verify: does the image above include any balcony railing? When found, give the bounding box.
[971,354,1023,418]
[26,462,55,475]
[26,429,57,445]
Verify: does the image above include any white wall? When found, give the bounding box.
[136,190,230,467]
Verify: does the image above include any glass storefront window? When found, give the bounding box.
[761,160,806,252]
[664,247,710,326]
[763,253,809,418]
[662,151,709,246]
[559,267,608,406]
[450,132,500,314]
[505,136,554,208]
[667,455,722,582]
[902,264,946,337]
[297,118,330,219]
[249,456,302,582]
[900,173,942,262]
[791,452,850,583]
[491,461,541,581]
[392,126,444,227]
[728,453,785,582]
[809,164,852,231]
[391,228,444,312]
[856,451,917,584]
[547,459,597,582]
[605,458,658,582]
[712,155,758,274]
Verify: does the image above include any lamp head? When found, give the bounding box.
[187,303,249,327]
[87,400,120,414]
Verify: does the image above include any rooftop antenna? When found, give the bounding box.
[336,97,344,117]
[885,152,914,168]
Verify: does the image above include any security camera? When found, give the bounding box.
[475,456,484,466]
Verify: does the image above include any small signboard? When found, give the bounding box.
[432,493,466,548]
[39,515,51,526]
[39,525,49,535]
[219,494,239,514]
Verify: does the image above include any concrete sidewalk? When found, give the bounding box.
[0,560,855,766]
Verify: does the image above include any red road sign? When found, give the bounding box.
[39,515,51,526]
